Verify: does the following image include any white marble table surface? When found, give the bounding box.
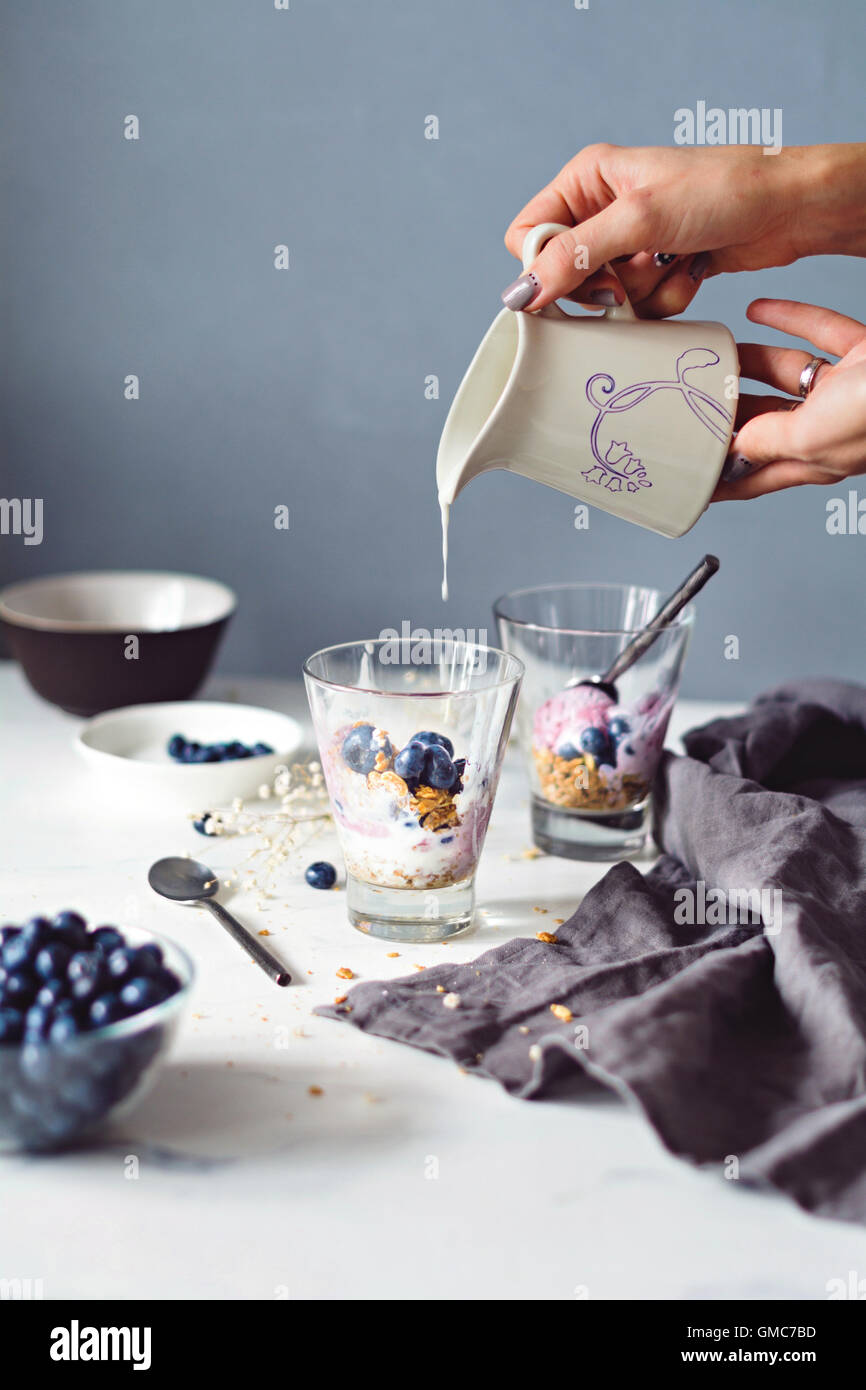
[1,660,864,1301]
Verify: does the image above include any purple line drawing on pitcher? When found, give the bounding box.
[582,348,733,493]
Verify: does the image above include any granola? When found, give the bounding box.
[532,681,672,813]
[320,721,493,890]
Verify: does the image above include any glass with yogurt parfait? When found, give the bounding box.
[494,583,693,860]
[303,639,523,941]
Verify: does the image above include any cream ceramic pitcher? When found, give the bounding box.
[437,222,739,545]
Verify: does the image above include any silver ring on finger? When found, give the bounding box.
[652,253,677,268]
[798,356,830,398]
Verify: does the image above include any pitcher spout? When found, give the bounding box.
[436,307,520,508]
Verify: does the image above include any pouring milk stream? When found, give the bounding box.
[436,222,739,599]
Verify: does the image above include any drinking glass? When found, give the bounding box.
[494,583,693,860]
[304,639,523,941]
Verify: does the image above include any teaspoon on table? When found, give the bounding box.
[147,856,292,987]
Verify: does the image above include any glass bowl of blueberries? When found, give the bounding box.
[0,911,193,1152]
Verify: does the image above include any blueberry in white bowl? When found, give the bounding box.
[77,700,303,811]
[167,734,274,764]
[0,912,193,1152]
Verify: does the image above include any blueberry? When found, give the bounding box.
[341,724,380,775]
[227,741,246,758]
[149,966,180,998]
[305,861,337,890]
[608,716,631,742]
[24,1002,54,1040]
[410,731,454,757]
[1,970,38,1008]
[0,924,20,943]
[49,1013,82,1044]
[68,951,98,982]
[107,948,138,984]
[89,994,127,1029]
[168,734,186,759]
[580,727,613,759]
[449,757,467,792]
[53,909,87,932]
[71,971,105,1004]
[393,741,427,782]
[133,943,164,975]
[21,916,53,951]
[34,942,73,981]
[36,979,68,1008]
[52,910,89,949]
[556,743,580,761]
[252,742,274,756]
[120,977,168,1014]
[90,925,125,954]
[1,933,34,972]
[193,815,216,836]
[424,744,455,789]
[0,1007,24,1043]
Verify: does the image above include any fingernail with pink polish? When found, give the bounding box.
[720,454,755,482]
[501,272,540,311]
[589,289,620,307]
[689,252,710,283]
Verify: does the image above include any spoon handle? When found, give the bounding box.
[204,898,291,986]
[603,554,719,686]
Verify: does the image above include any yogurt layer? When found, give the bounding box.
[323,723,492,890]
[532,682,673,812]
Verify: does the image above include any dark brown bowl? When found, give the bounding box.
[0,571,236,717]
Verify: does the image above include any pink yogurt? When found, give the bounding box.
[534,684,675,785]
[532,685,615,749]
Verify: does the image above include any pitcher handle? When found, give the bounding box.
[521,221,637,322]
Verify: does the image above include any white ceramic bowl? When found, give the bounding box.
[77,700,304,809]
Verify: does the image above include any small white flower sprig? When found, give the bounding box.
[188,759,332,902]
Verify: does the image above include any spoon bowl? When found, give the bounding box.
[148,856,291,987]
[148,856,220,902]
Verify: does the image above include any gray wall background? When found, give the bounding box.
[3,0,864,698]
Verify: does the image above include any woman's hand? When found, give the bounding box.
[714,299,866,501]
[501,144,866,317]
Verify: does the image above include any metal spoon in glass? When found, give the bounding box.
[571,554,720,701]
[148,856,292,987]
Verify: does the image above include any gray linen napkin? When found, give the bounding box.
[317,680,866,1222]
